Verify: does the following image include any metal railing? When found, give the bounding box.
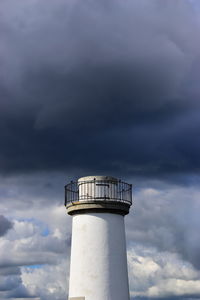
[65,179,132,207]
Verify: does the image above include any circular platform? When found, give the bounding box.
[65,175,132,216]
[67,200,130,216]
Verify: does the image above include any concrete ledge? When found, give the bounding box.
[67,201,130,216]
[69,298,85,300]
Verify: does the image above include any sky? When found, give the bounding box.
[0,0,200,299]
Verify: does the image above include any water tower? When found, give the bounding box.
[65,175,132,300]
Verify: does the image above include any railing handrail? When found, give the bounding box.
[65,179,132,207]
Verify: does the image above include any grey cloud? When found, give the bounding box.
[0,275,21,292]
[7,284,36,299]
[0,268,34,299]
[147,296,200,300]
[0,239,68,269]
[0,215,13,236]
[0,267,21,277]
[126,185,200,269]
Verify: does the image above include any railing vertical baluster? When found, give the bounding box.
[65,179,132,207]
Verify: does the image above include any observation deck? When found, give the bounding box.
[65,176,132,215]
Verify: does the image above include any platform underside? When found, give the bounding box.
[67,200,130,215]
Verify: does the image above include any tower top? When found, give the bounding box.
[65,175,132,215]
[78,175,118,182]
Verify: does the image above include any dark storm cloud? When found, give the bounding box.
[0,0,200,178]
[0,215,13,236]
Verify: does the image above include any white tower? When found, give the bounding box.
[65,175,132,300]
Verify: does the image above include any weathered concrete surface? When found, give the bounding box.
[68,213,130,300]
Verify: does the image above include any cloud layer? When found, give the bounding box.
[0,215,13,237]
[1,175,200,300]
[0,0,200,177]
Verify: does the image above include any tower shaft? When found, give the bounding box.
[69,213,130,300]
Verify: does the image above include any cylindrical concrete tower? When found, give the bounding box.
[65,176,132,300]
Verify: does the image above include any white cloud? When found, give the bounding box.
[128,245,200,298]
[21,262,68,300]
[126,182,200,268]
